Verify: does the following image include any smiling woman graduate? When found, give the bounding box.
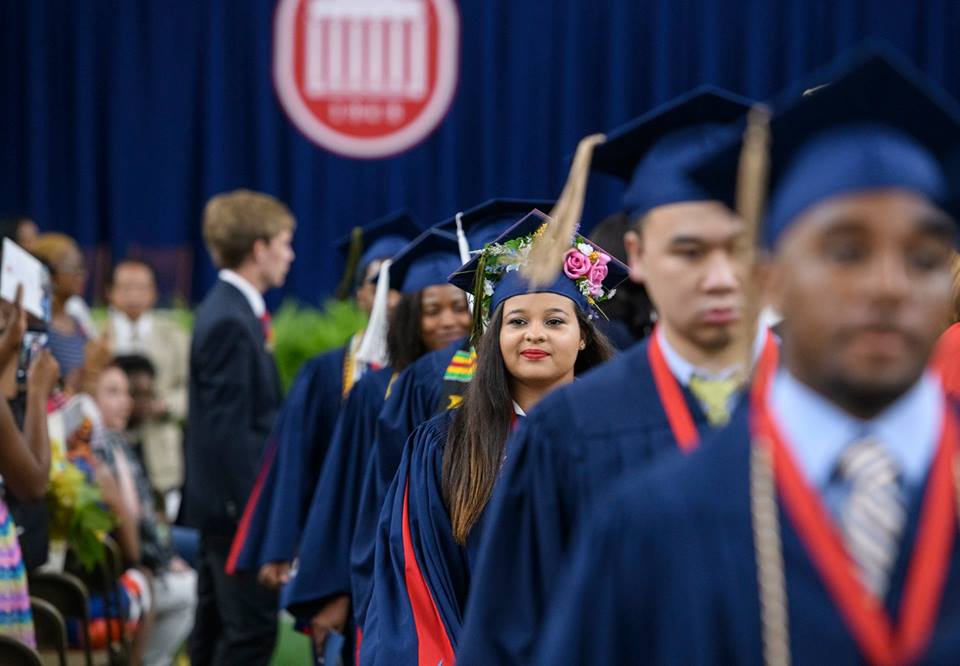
[357,210,625,665]
[281,229,472,661]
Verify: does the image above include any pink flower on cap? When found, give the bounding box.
[563,248,591,279]
[588,263,608,293]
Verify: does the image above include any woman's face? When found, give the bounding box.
[499,292,582,388]
[95,367,132,432]
[420,284,471,352]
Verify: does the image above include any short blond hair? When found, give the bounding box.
[202,189,295,269]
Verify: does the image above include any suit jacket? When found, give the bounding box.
[113,312,191,492]
[183,280,282,534]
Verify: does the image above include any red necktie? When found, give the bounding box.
[260,312,274,345]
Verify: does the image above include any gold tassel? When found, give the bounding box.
[335,226,364,300]
[735,104,772,384]
[522,133,606,287]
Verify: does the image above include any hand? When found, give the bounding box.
[168,555,191,573]
[0,286,26,367]
[93,459,122,510]
[149,397,169,420]
[257,561,291,590]
[27,349,60,398]
[310,595,350,654]
[83,329,113,376]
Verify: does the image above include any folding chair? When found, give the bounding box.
[30,597,67,666]
[27,571,94,666]
[0,635,43,666]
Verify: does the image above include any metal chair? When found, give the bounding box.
[27,571,93,666]
[0,634,44,666]
[29,597,67,666]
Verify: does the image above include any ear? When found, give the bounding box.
[250,237,269,264]
[623,229,646,284]
[762,254,786,315]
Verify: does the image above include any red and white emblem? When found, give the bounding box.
[274,0,460,159]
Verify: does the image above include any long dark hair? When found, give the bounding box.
[442,303,614,544]
[387,291,426,372]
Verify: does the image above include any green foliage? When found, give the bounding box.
[272,299,367,392]
[47,461,116,570]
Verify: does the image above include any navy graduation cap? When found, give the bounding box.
[590,86,754,220]
[688,44,960,248]
[449,210,629,337]
[388,228,463,294]
[334,210,422,298]
[435,198,555,250]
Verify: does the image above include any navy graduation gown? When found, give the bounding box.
[282,365,395,620]
[350,339,473,628]
[359,411,467,665]
[227,347,348,573]
[534,403,960,665]
[457,338,713,665]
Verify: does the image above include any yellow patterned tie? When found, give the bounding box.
[688,375,740,426]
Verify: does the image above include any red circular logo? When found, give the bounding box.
[274,0,460,159]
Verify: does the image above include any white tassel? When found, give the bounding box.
[356,259,393,368]
[454,212,471,264]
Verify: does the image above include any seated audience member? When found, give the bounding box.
[31,233,109,391]
[115,354,199,565]
[93,361,197,666]
[108,261,189,505]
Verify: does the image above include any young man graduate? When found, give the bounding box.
[457,87,781,665]
[225,211,421,586]
[347,199,554,638]
[282,229,471,660]
[536,46,960,665]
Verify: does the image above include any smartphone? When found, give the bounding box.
[16,331,48,386]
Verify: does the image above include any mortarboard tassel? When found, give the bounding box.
[736,104,791,666]
[734,104,772,384]
[356,259,393,368]
[523,133,606,287]
[335,226,364,301]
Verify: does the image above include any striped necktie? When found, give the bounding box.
[835,438,906,599]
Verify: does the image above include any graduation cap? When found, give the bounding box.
[388,228,464,294]
[688,43,960,248]
[522,87,752,289]
[449,210,629,339]
[334,210,422,299]
[592,86,754,220]
[435,198,556,255]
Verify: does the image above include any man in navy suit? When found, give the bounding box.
[185,189,295,665]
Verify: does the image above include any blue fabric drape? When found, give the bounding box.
[1,0,958,305]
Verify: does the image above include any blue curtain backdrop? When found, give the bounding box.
[1,0,959,305]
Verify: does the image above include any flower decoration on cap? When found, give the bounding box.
[451,210,628,341]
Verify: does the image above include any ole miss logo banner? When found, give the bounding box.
[274,0,460,159]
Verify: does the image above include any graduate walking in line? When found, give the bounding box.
[348,199,554,636]
[358,209,625,665]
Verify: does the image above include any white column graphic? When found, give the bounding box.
[304,0,429,100]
